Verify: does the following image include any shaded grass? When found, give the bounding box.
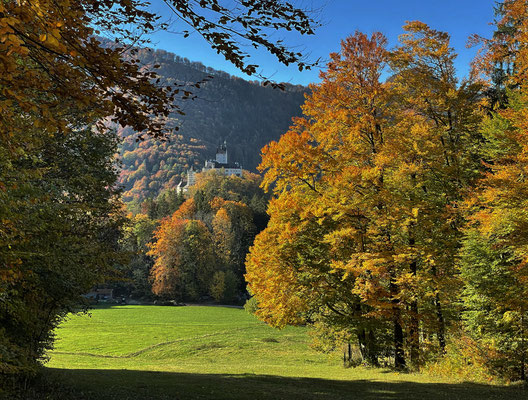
[41,305,526,399]
[37,369,527,400]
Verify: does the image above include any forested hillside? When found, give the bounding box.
[118,48,307,203]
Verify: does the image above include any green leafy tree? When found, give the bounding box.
[119,213,159,298]
[0,124,123,379]
[458,0,528,381]
[460,230,527,380]
[210,270,238,303]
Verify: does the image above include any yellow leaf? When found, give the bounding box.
[47,35,59,47]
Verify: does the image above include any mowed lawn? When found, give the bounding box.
[44,305,526,400]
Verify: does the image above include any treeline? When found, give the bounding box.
[116,171,269,303]
[246,5,528,382]
[118,47,307,204]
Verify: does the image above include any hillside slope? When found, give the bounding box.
[118,47,307,203]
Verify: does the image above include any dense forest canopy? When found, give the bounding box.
[117,170,269,303]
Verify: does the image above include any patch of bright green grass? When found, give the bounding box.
[44,305,526,399]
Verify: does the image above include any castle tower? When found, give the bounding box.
[215,140,227,164]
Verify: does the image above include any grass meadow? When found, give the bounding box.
[42,305,526,399]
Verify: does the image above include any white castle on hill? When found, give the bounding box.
[178,141,242,193]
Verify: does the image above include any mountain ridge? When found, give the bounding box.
[117,46,308,204]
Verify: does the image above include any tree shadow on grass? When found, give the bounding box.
[33,368,526,400]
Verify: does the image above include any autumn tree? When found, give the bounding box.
[459,0,528,381]
[1,0,319,139]
[147,171,265,304]
[247,24,485,370]
[246,193,332,328]
[149,216,215,301]
[189,169,270,229]
[385,21,485,366]
[247,31,399,367]
[212,199,256,284]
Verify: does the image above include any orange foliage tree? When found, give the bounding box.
[247,25,485,369]
[212,198,256,281]
[149,215,215,301]
[148,172,262,303]
[248,31,400,367]
[385,21,485,366]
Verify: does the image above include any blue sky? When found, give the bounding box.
[146,0,497,85]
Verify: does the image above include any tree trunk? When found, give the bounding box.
[357,329,365,364]
[430,263,446,354]
[343,341,353,367]
[521,310,526,381]
[367,328,379,367]
[394,316,405,370]
[434,293,446,353]
[357,327,379,367]
[390,270,406,370]
[408,174,420,368]
[409,241,420,368]
[409,296,420,369]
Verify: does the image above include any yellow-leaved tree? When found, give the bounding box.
[246,24,485,369]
